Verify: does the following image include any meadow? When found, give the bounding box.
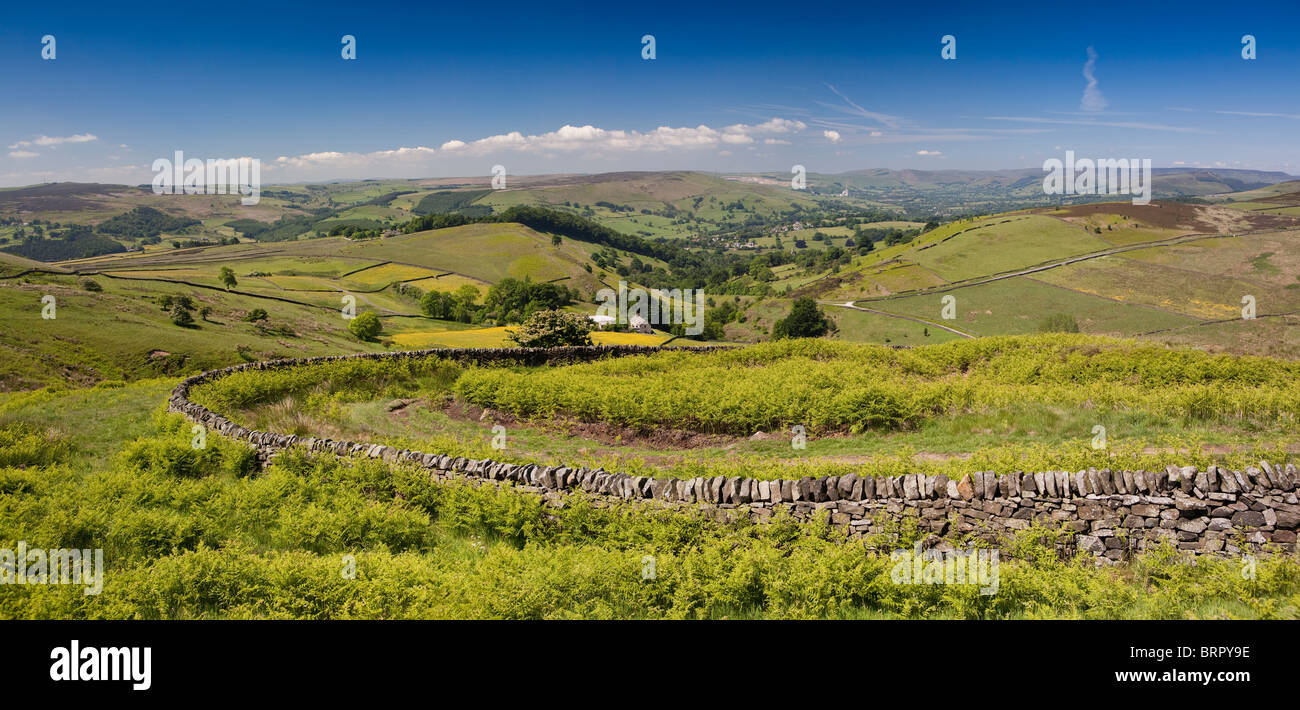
[2,383,1297,620]
[177,335,1299,492]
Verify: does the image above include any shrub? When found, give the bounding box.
[772,298,832,340]
[1038,313,1080,333]
[506,310,593,348]
[348,312,382,341]
[170,303,194,327]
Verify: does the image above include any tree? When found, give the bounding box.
[454,284,480,307]
[170,302,195,327]
[242,308,268,322]
[772,297,833,340]
[551,234,562,247]
[507,309,593,348]
[348,311,382,341]
[421,291,454,319]
[219,266,237,290]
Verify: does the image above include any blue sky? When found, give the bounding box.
[2,0,1299,186]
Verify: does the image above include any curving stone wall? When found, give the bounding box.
[168,345,1300,560]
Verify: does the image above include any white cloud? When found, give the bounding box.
[1081,46,1107,112]
[916,149,942,156]
[8,151,39,159]
[427,120,806,157]
[823,130,842,143]
[273,146,435,169]
[8,133,99,149]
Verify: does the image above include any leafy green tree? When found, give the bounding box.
[454,284,480,307]
[507,310,593,348]
[421,291,454,319]
[348,311,382,341]
[772,297,833,340]
[170,302,195,327]
[219,266,237,290]
[242,308,268,322]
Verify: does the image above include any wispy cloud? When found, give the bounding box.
[821,83,902,128]
[8,133,99,149]
[1215,110,1300,120]
[982,116,1207,133]
[8,151,39,159]
[1081,46,1106,112]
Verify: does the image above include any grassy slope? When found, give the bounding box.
[4,387,1295,619]
[0,272,385,390]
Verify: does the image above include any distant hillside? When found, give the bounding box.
[96,206,200,239]
[778,167,1298,216]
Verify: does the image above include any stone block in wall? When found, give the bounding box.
[955,474,974,500]
[903,474,919,500]
[1232,510,1266,527]
[1045,471,1061,498]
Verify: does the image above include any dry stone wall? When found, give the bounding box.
[168,345,1300,560]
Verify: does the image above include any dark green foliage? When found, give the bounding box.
[411,190,492,216]
[483,278,575,324]
[772,298,833,340]
[223,219,271,239]
[170,302,195,327]
[1,228,125,261]
[96,206,199,239]
[362,190,416,207]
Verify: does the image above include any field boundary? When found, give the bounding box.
[167,346,1300,560]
